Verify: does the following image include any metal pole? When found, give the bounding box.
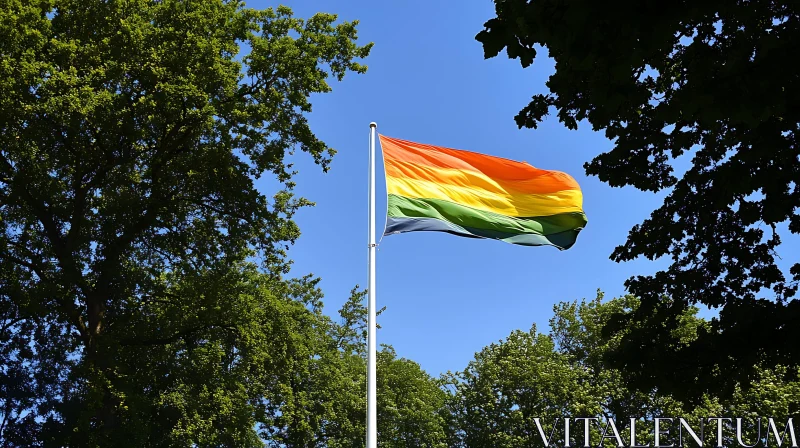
[367,122,378,448]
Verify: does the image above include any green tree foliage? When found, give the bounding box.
[377,346,449,448]
[476,0,800,400]
[446,293,800,447]
[0,0,372,445]
[263,287,370,448]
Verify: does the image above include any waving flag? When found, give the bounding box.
[380,135,587,250]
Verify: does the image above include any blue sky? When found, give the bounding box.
[249,0,686,376]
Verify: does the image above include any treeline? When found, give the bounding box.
[7,262,798,446]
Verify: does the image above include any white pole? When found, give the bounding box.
[367,122,378,448]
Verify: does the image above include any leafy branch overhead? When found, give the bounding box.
[477,0,800,400]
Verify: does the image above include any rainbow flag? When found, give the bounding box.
[380,135,587,250]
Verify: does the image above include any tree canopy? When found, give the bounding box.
[445,293,800,447]
[0,0,372,444]
[476,0,800,401]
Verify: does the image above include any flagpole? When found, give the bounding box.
[367,121,378,448]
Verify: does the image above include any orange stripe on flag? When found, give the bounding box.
[379,135,580,191]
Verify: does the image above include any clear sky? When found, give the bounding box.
[248,0,681,376]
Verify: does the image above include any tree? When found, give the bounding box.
[447,293,800,447]
[476,0,800,401]
[0,0,371,445]
[261,286,368,448]
[448,325,602,447]
[376,346,449,448]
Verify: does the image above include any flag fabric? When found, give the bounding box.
[380,135,588,250]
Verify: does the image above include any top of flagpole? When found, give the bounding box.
[370,122,377,128]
